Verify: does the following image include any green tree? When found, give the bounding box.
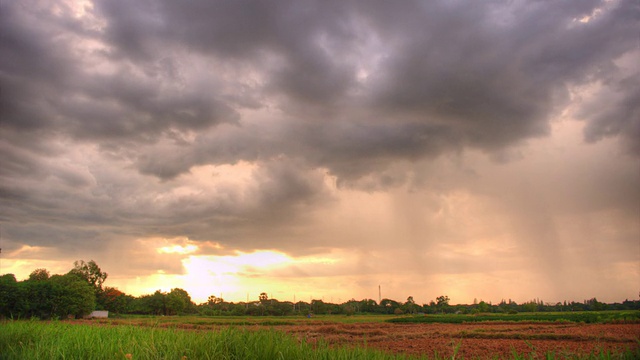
[477,300,489,313]
[359,299,378,313]
[343,304,355,316]
[69,260,107,290]
[28,268,50,282]
[294,301,310,314]
[148,290,168,315]
[208,295,223,306]
[269,300,294,316]
[522,300,538,312]
[230,302,247,316]
[380,298,401,314]
[20,277,56,318]
[166,288,194,315]
[436,295,450,313]
[49,273,96,318]
[588,297,606,311]
[68,260,108,309]
[403,296,417,314]
[13,271,95,319]
[311,299,327,314]
[0,274,19,318]
[436,295,449,306]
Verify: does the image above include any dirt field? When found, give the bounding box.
[280,321,640,358]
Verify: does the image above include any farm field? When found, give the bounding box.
[282,321,640,359]
[2,312,639,359]
[95,313,640,358]
[387,311,640,324]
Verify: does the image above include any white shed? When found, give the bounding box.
[85,310,109,318]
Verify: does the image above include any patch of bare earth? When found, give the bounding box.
[281,322,640,359]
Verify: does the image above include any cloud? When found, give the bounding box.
[3,0,637,179]
[581,53,640,156]
[1,0,638,303]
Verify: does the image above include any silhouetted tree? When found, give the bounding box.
[404,296,418,314]
[259,292,268,303]
[28,268,50,282]
[69,260,107,290]
[435,295,450,313]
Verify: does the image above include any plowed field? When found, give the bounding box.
[281,321,640,358]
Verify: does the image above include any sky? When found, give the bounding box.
[1,0,638,306]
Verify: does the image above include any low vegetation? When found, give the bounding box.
[387,311,640,324]
[0,320,419,360]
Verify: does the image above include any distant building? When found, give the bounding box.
[85,310,109,319]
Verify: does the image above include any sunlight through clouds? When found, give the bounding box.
[118,248,349,303]
[180,251,348,303]
[157,244,198,255]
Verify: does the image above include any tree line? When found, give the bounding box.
[1,261,638,319]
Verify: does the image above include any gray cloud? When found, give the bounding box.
[3,0,636,177]
[90,0,639,181]
[582,72,640,156]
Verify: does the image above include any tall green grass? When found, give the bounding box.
[0,320,415,360]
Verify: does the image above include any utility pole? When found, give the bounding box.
[378,285,381,304]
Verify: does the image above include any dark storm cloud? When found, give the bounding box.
[93,0,359,107]
[360,0,636,150]
[0,140,329,255]
[582,73,640,156]
[88,0,637,181]
[4,0,637,175]
[0,3,73,134]
[1,0,637,259]
[133,119,456,182]
[1,0,238,150]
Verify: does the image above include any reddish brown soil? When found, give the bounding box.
[280,322,640,359]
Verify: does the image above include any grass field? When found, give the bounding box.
[104,311,640,328]
[97,313,395,328]
[0,320,413,360]
[1,312,639,359]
